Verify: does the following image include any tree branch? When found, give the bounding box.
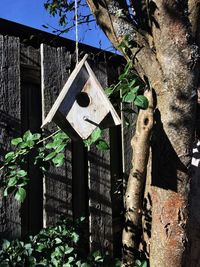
[86,0,165,92]
[122,89,154,266]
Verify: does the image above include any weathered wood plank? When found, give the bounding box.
[20,44,41,85]
[20,45,43,237]
[21,83,43,236]
[0,35,21,238]
[72,139,89,253]
[88,57,113,253]
[107,63,124,256]
[41,44,72,226]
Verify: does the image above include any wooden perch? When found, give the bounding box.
[122,89,154,266]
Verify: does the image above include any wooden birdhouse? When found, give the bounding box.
[42,54,121,140]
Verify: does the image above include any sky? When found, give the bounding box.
[0,0,113,51]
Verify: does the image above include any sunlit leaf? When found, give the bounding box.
[90,127,102,143]
[123,92,136,103]
[8,177,18,187]
[16,170,27,177]
[15,188,26,202]
[23,130,34,142]
[134,95,148,109]
[52,153,65,167]
[95,140,109,150]
[11,138,23,146]
[44,152,57,161]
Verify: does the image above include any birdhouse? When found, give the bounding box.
[42,54,121,140]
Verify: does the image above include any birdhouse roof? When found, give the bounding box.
[42,54,121,139]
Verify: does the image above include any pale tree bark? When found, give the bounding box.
[122,90,154,266]
[86,1,200,266]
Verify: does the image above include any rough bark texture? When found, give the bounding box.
[86,1,200,266]
[0,35,21,239]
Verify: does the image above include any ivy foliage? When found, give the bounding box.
[83,128,109,150]
[0,127,109,203]
[105,60,148,110]
[0,130,69,203]
[0,218,121,267]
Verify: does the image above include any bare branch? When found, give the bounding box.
[122,89,154,266]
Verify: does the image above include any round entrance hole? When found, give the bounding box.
[76,92,90,107]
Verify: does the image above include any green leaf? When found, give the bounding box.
[128,79,137,88]
[55,144,66,153]
[65,246,74,254]
[8,165,16,170]
[55,238,62,244]
[15,188,26,202]
[92,250,101,258]
[53,132,68,141]
[94,255,103,262]
[114,259,121,267]
[16,170,27,177]
[44,151,57,161]
[135,259,142,266]
[105,87,114,97]
[23,130,34,142]
[95,140,109,150]
[32,133,41,140]
[8,177,18,187]
[67,257,74,264]
[71,232,79,243]
[46,140,61,149]
[123,92,136,103]
[90,128,102,143]
[52,153,65,167]
[134,95,148,109]
[3,188,9,197]
[26,140,35,148]
[11,137,23,146]
[140,261,147,267]
[2,239,10,250]
[130,85,140,94]
[5,151,15,160]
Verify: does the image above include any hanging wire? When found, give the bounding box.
[75,0,79,64]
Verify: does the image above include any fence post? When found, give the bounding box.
[0,35,21,238]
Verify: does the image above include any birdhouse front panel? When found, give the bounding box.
[66,76,110,139]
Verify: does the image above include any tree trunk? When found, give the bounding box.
[86,1,200,266]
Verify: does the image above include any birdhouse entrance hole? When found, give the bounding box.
[76,92,90,107]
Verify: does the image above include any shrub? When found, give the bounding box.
[0,218,121,267]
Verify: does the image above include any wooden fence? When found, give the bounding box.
[0,20,137,257]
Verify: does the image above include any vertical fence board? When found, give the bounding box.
[0,35,21,238]
[107,63,124,256]
[41,44,72,226]
[72,140,89,253]
[20,45,43,237]
[88,58,113,253]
